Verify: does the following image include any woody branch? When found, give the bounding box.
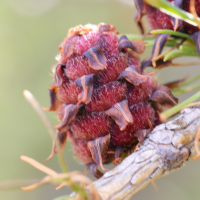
[83,105,200,200]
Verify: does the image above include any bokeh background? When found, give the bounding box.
[1,0,200,199]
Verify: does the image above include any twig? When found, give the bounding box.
[151,39,185,62]
[23,90,54,139]
[21,156,58,176]
[70,105,200,200]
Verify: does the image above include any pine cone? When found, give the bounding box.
[45,23,178,178]
[134,0,200,33]
[134,0,200,56]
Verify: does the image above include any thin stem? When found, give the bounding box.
[21,155,58,176]
[185,82,200,91]
[160,90,200,121]
[152,39,185,62]
[23,90,68,173]
[23,90,54,139]
[172,81,200,96]
[152,46,176,61]
[179,74,200,87]
[57,153,69,173]
[20,155,90,198]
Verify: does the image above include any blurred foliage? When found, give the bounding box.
[1,0,200,199]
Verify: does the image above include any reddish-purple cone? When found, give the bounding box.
[45,23,178,178]
[134,0,200,57]
[135,0,200,33]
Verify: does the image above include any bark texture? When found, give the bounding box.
[86,105,200,200]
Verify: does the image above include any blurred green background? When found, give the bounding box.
[1,0,200,199]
